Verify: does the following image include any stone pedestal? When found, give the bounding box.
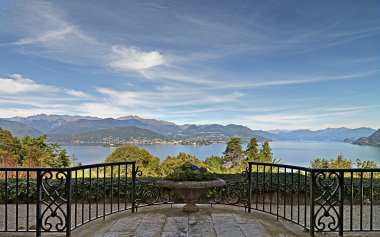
[157,179,226,212]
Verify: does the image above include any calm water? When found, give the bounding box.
[64,141,380,167]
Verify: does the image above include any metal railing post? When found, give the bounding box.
[66,169,72,237]
[309,170,315,236]
[339,171,344,236]
[248,163,252,213]
[36,170,42,237]
[131,163,136,213]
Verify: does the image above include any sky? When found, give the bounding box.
[0,0,379,130]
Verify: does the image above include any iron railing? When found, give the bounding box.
[0,162,137,236]
[1,161,379,236]
[248,162,380,236]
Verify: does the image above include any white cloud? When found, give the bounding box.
[96,87,151,106]
[64,89,87,98]
[11,26,75,46]
[76,102,129,118]
[109,46,165,72]
[0,74,55,94]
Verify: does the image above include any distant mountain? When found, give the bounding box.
[48,126,165,144]
[116,116,181,135]
[1,114,377,144]
[354,129,380,146]
[276,127,375,141]
[8,114,99,133]
[174,124,266,141]
[48,117,181,136]
[0,119,42,137]
[117,115,176,126]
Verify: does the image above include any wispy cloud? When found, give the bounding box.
[215,70,380,89]
[0,74,56,94]
[10,26,75,46]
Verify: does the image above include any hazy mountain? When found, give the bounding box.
[0,119,42,137]
[8,114,99,133]
[1,114,376,143]
[252,130,279,140]
[48,126,165,144]
[117,115,177,126]
[354,129,380,146]
[177,124,266,141]
[276,127,375,141]
[48,117,181,136]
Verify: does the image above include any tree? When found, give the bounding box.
[259,141,273,163]
[105,146,161,177]
[310,158,330,168]
[223,136,243,168]
[161,152,204,176]
[245,137,259,162]
[0,128,22,165]
[54,150,71,168]
[0,129,70,168]
[356,159,378,168]
[330,153,352,168]
[204,155,227,173]
[310,153,353,169]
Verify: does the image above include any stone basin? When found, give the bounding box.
[157,178,226,212]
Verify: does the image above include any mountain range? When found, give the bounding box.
[353,129,380,146]
[0,114,377,145]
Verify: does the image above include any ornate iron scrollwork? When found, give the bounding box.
[313,171,341,231]
[211,169,249,207]
[133,168,176,208]
[39,171,69,232]
[132,168,249,209]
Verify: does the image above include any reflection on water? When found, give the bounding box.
[64,141,380,167]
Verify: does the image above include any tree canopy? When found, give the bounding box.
[0,128,70,168]
[204,155,227,173]
[161,152,204,176]
[222,136,243,168]
[105,145,161,177]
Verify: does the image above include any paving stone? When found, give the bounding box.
[133,223,164,237]
[211,214,235,223]
[162,217,188,234]
[239,223,270,237]
[102,232,133,237]
[212,214,245,237]
[161,231,187,237]
[233,214,260,224]
[72,205,315,237]
[108,215,143,232]
[142,213,167,224]
[189,221,213,236]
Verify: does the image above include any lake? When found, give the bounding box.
[63,141,380,167]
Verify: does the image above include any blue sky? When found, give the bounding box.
[0,0,379,130]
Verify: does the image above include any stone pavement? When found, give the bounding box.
[73,204,309,237]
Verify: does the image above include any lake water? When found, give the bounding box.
[63,141,380,167]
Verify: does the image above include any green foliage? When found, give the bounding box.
[310,158,330,168]
[245,137,259,162]
[258,141,273,163]
[223,136,243,168]
[105,146,161,177]
[204,155,227,173]
[161,152,204,176]
[356,159,378,168]
[310,153,353,169]
[0,128,70,168]
[167,161,216,181]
